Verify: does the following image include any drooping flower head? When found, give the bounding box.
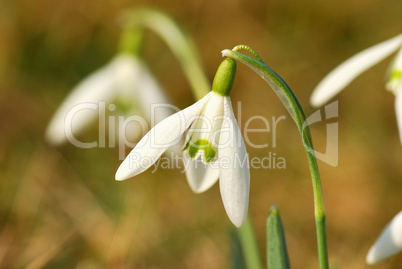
[310,34,402,143]
[45,54,171,146]
[45,7,209,149]
[116,58,250,227]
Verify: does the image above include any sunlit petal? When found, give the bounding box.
[386,48,402,94]
[391,47,402,72]
[366,211,402,264]
[218,97,250,227]
[115,92,213,181]
[311,34,402,107]
[183,152,220,193]
[394,88,402,145]
[184,92,224,163]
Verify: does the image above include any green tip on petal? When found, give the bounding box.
[187,139,216,162]
[212,58,237,96]
[387,69,402,94]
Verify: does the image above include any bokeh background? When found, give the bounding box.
[1,0,402,268]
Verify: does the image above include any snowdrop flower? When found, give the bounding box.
[310,34,402,142]
[116,58,250,227]
[45,54,171,146]
[366,211,402,264]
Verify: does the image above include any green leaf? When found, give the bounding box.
[230,230,246,269]
[267,205,291,269]
[237,216,264,269]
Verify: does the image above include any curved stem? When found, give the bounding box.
[119,8,210,100]
[223,48,329,269]
[232,45,263,62]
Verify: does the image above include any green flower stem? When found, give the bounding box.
[120,7,210,99]
[223,47,329,269]
[118,27,144,56]
[237,216,264,269]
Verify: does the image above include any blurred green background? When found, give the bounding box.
[1,0,402,268]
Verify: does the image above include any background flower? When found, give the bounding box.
[310,34,402,107]
[310,34,402,144]
[45,54,172,146]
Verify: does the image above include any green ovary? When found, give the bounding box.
[186,139,216,163]
[391,70,402,81]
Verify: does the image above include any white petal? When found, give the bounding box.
[386,47,402,94]
[366,211,402,264]
[392,47,402,70]
[184,92,224,162]
[45,58,118,145]
[183,152,220,193]
[115,92,213,181]
[136,66,172,123]
[394,89,402,145]
[218,97,250,227]
[115,56,173,124]
[112,56,175,144]
[311,34,402,107]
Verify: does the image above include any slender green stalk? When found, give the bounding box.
[119,8,210,99]
[118,27,144,56]
[237,216,264,269]
[224,47,329,269]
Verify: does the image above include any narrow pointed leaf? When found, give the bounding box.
[230,230,246,269]
[267,206,291,269]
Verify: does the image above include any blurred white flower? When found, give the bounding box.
[116,58,250,227]
[310,34,402,142]
[366,211,402,264]
[45,54,171,146]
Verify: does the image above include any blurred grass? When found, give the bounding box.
[1,0,402,268]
